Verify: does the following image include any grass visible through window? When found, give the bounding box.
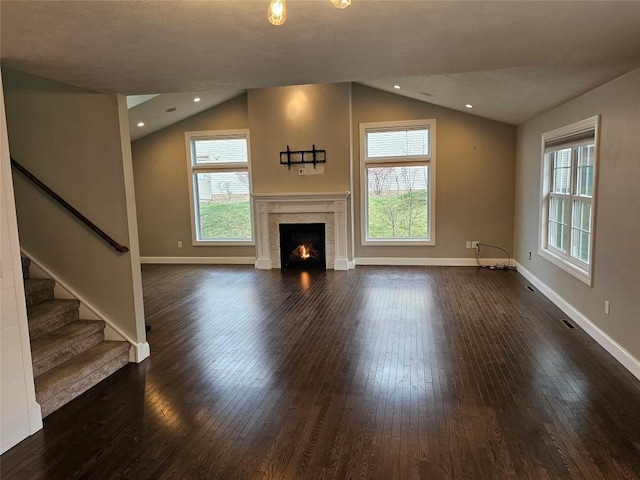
[198,201,252,240]
[198,193,429,241]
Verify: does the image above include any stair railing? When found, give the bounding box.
[10,157,129,254]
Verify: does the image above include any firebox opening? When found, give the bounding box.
[279,223,326,269]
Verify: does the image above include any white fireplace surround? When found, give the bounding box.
[252,192,350,270]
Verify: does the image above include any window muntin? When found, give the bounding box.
[540,116,598,285]
[361,120,435,245]
[186,131,253,244]
[548,196,568,252]
[576,144,594,197]
[546,142,594,261]
[551,148,572,195]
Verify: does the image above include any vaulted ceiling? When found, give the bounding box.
[2,1,639,137]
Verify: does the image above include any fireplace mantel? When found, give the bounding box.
[252,192,350,270]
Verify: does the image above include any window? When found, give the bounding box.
[539,116,599,285]
[185,130,253,244]
[360,119,436,245]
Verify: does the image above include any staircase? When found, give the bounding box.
[22,257,130,418]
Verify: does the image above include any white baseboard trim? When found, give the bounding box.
[333,258,350,271]
[355,257,511,267]
[255,258,272,270]
[141,256,255,265]
[22,249,149,364]
[130,342,150,363]
[28,399,43,435]
[516,262,640,382]
[142,257,512,269]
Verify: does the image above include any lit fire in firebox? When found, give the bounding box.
[293,244,316,260]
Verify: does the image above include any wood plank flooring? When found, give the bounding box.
[2,265,640,479]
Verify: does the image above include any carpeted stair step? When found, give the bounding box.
[21,256,31,279]
[28,299,80,339]
[31,320,106,377]
[35,341,130,418]
[24,278,55,307]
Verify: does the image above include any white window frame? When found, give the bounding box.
[185,129,254,246]
[359,119,436,246]
[539,116,599,285]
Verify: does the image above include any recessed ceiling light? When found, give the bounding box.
[137,122,145,127]
[193,97,201,103]
[393,85,401,90]
[465,104,473,109]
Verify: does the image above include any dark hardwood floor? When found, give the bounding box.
[2,265,640,479]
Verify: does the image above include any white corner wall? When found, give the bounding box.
[0,73,42,454]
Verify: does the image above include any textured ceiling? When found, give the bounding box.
[127,89,243,141]
[1,0,639,131]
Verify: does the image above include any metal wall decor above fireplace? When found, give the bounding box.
[279,145,326,170]
[279,223,326,269]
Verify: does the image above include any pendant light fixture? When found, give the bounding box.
[267,0,287,26]
[330,0,351,9]
[268,0,351,26]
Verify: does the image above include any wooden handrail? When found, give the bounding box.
[10,158,129,254]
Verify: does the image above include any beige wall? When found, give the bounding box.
[0,73,42,453]
[514,69,640,364]
[248,83,351,194]
[133,84,353,259]
[352,84,516,259]
[2,68,145,343]
[132,94,252,258]
[133,83,516,263]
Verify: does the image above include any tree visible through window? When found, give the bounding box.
[367,166,428,238]
[186,131,253,243]
[360,120,435,244]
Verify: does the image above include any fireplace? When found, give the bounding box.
[279,223,326,269]
[252,192,350,270]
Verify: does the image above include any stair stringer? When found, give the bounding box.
[21,249,150,363]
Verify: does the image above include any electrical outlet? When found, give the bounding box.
[466,241,471,249]
[177,241,182,248]
[298,167,306,175]
[604,300,610,315]
[471,241,479,249]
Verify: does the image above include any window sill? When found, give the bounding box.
[194,240,255,247]
[362,238,435,247]
[538,247,592,286]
